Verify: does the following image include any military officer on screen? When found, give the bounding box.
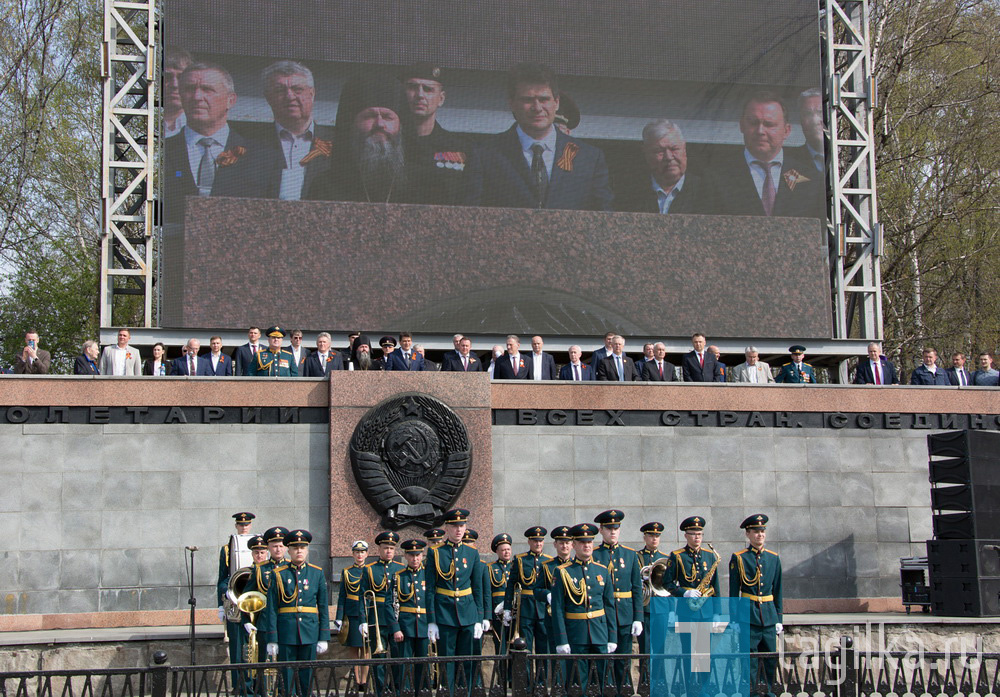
[775,345,815,383]
[389,539,431,691]
[335,540,370,692]
[592,509,644,697]
[249,326,298,377]
[360,531,404,694]
[218,512,256,678]
[551,523,617,690]
[263,529,330,697]
[426,508,485,690]
[636,522,668,654]
[730,514,783,691]
[487,533,513,651]
[504,526,553,664]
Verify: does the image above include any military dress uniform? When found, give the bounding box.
[426,509,484,689]
[249,326,298,377]
[551,524,618,690]
[487,534,513,651]
[218,512,256,683]
[504,527,553,656]
[244,535,280,666]
[362,532,405,694]
[406,122,469,205]
[262,530,330,697]
[335,558,367,650]
[592,510,644,695]
[729,514,783,690]
[389,540,431,691]
[542,526,575,683]
[775,346,815,383]
[636,522,668,654]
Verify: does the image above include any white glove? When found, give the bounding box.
[333,619,343,632]
[667,612,677,628]
[776,623,784,635]
[502,610,512,626]
[683,589,702,598]
[266,643,278,657]
[556,644,571,655]
[428,623,440,642]
[217,606,226,622]
[711,616,727,633]
[494,602,504,617]
[244,622,256,634]
[360,623,368,638]
[316,641,328,654]
[473,623,484,640]
[631,621,643,637]
[482,619,491,633]
[546,592,552,605]
[607,642,618,653]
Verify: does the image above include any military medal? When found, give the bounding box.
[303,579,309,590]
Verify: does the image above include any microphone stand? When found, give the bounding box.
[185,546,199,665]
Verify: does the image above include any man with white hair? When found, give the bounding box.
[617,119,707,213]
[732,346,775,383]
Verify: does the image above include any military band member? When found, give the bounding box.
[390,539,431,691]
[360,531,404,694]
[636,522,667,654]
[335,541,370,691]
[462,528,489,674]
[488,533,513,651]
[424,528,446,547]
[543,526,575,683]
[592,510,644,697]
[426,508,485,690]
[239,535,272,667]
[249,326,298,377]
[551,523,617,690]
[504,526,553,664]
[263,530,330,697]
[264,527,289,568]
[730,514,783,691]
[218,512,256,677]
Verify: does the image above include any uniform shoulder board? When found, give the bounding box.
[765,549,780,556]
[781,362,791,367]
[463,542,477,549]
[672,547,687,555]
[274,564,289,572]
[541,553,554,560]
[307,563,323,570]
[557,562,572,570]
[733,549,748,557]
[394,566,407,577]
[590,560,608,569]
[621,545,636,552]
[804,362,813,367]
[515,552,529,559]
[364,558,379,566]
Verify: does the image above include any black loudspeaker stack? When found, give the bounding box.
[926,430,1000,616]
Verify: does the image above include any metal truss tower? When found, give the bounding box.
[823,0,882,341]
[99,0,158,328]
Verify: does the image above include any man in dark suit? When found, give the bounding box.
[387,332,427,371]
[794,88,825,175]
[705,91,823,218]
[172,338,201,376]
[74,341,101,375]
[301,332,344,377]
[596,335,639,381]
[635,343,654,380]
[526,335,557,380]
[441,337,482,372]
[287,329,311,375]
[945,352,972,386]
[643,343,677,382]
[588,332,616,371]
[233,326,263,377]
[247,61,333,201]
[559,345,594,381]
[493,335,530,379]
[853,342,899,385]
[13,330,51,374]
[910,348,950,385]
[616,119,708,214]
[198,336,234,376]
[464,63,612,211]
[163,62,266,223]
[682,333,723,382]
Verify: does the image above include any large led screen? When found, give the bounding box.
[161,0,830,338]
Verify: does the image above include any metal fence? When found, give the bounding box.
[3,639,999,697]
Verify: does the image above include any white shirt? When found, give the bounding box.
[870,360,882,382]
[744,148,784,199]
[184,124,230,190]
[276,121,314,200]
[165,112,186,139]
[212,352,222,371]
[318,352,328,373]
[110,345,129,376]
[508,352,522,374]
[516,126,557,177]
[570,362,583,380]
[747,363,758,383]
[651,174,686,214]
[291,346,303,365]
[532,352,544,380]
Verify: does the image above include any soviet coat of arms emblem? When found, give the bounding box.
[349,393,472,529]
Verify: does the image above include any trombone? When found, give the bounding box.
[508,583,523,646]
[363,590,386,656]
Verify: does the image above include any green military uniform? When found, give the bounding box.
[775,345,815,383]
[729,514,783,691]
[487,533,513,653]
[389,540,431,692]
[262,530,330,697]
[362,532,405,695]
[217,512,256,688]
[636,522,668,654]
[463,529,487,689]
[249,326,298,377]
[542,526,575,686]
[551,524,618,690]
[335,561,366,649]
[504,527,553,656]
[592,510,644,696]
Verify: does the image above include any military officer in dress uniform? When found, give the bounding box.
[551,523,618,690]
[335,541,370,692]
[263,530,329,697]
[592,510,644,696]
[249,326,298,377]
[218,511,256,683]
[775,345,815,383]
[487,533,513,652]
[542,526,575,684]
[426,508,485,691]
[636,522,668,654]
[239,535,271,669]
[424,528,446,548]
[390,539,431,691]
[360,531,404,694]
[730,514,783,692]
[504,526,553,668]
[263,526,288,568]
[463,528,489,682]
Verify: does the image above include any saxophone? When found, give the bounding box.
[688,544,720,611]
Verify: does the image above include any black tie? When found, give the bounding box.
[530,144,548,208]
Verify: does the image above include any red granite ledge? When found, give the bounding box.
[784,597,905,614]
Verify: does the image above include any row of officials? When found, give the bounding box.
[218,508,782,694]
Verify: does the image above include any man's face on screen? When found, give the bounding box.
[643,132,687,188]
[265,73,314,127]
[180,69,236,135]
[164,62,189,112]
[404,78,445,118]
[354,107,401,143]
[509,83,559,139]
[740,100,790,162]
[800,94,823,151]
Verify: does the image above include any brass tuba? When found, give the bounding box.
[227,567,267,662]
[640,558,671,606]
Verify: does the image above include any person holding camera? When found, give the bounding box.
[13,330,51,374]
